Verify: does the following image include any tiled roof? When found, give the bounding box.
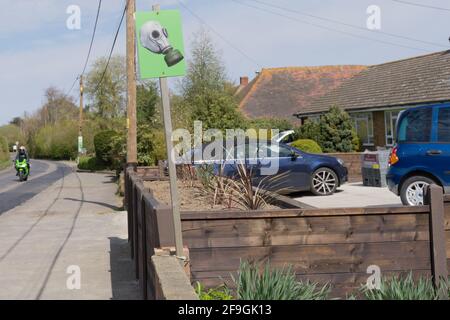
[237,65,366,121]
[296,50,450,116]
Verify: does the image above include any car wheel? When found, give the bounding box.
[311,167,338,196]
[400,176,436,206]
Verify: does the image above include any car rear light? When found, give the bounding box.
[389,146,399,166]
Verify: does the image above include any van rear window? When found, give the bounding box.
[397,108,432,143]
[438,107,450,143]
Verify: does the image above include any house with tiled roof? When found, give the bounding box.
[235,65,366,122]
[294,50,450,149]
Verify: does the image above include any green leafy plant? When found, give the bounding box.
[0,136,9,169]
[297,107,359,153]
[361,272,449,300]
[77,156,107,171]
[232,260,330,300]
[195,282,234,300]
[94,130,119,165]
[290,139,322,153]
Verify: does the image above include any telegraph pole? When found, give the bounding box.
[78,75,84,157]
[126,0,137,167]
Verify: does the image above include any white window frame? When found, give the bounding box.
[385,110,401,147]
[351,112,374,146]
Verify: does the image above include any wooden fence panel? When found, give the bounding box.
[182,206,435,295]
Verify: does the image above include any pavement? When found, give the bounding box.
[0,161,140,300]
[292,182,403,208]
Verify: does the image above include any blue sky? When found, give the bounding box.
[1,0,450,125]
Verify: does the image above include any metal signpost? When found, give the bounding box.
[135,5,186,259]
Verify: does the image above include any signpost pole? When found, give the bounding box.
[153,4,185,260]
[78,75,83,158]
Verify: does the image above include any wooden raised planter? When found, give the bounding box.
[125,167,449,299]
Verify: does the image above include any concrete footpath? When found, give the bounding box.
[0,164,140,299]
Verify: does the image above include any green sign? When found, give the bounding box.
[78,136,83,153]
[136,10,186,79]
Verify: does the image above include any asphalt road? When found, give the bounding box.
[0,159,71,214]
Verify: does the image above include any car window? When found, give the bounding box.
[438,107,450,143]
[397,108,433,143]
[257,144,292,158]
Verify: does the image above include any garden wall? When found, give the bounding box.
[325,152,362,183]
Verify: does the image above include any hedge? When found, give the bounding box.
[290,139,322,154]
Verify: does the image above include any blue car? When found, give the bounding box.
[386,104,450,206]
[199,142,348,196]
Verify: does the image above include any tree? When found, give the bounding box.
[181,29,227,100]
[85,55,126,118]
[39,87,78,126]
[298,107,359,153]
[0,124,24,149]
[9,117,23,127]
[136,81,159,125]
[180,29,245,131]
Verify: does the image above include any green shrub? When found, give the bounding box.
[77,156,107,171]
[297,107,359,153]
[0,124,24,151]
[195,282,234,300]
[94,130,119,165]
[233,261,330,300]
[291,139,322,153]
[0,136,9,163]
[32,121,78,160]
[361,272,449,300]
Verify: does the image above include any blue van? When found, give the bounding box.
[386,103,450,205]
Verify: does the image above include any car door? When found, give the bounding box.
[254,144,309,192]
[396,106,434,172]
[431,105,450,190]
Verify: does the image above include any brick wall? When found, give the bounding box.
[373,110,386,148]
[325,152,362,182]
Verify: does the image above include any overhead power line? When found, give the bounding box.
[65,75,79,97]
[231,0,431,53]
[81,0,102,75]
[176,0,262,68]
[92,1,127,94]
[246,0,448,49]
[391,0,450,12]
[65,0,102,97]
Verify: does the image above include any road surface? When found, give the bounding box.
[0,159,70,214]
[0,160,139,299]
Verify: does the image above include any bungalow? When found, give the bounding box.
[235,65,366,123]
[294,50,450,149]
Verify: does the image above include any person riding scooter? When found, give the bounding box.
[15,146,30,176]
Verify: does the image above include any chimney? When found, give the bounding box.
[239,76,249,86]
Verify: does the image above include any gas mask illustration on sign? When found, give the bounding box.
[140,20,184,67]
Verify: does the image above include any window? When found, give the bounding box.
[307,115,320,123]
[397,108,432,143]
[438,107,450,143]
[351,113,374,145]
[257,144,292,158]
[385,110,401,146]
